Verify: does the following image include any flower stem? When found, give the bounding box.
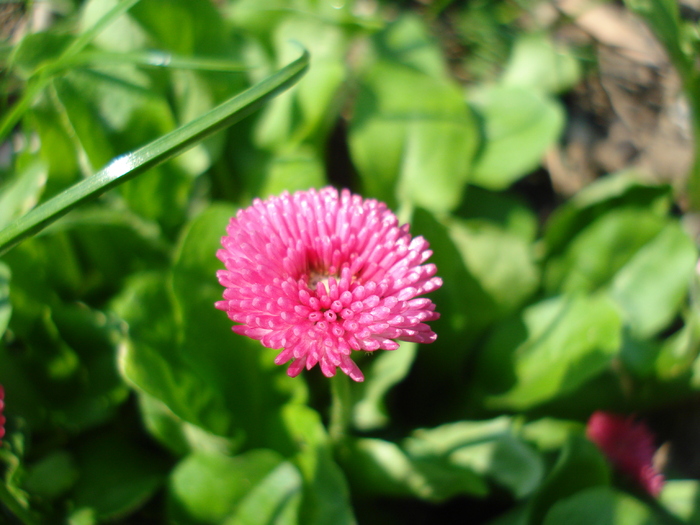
[329,373,352,443]
[0,481,38,525]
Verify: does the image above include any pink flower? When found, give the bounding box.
[586,411,664,496]
[215,187,442,382]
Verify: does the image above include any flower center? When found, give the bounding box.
[308,271,334,292]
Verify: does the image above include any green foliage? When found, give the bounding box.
[0,0,698,523]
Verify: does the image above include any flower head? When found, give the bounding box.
[586,411,664,496]
[216,187,442,382]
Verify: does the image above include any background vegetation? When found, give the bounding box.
[1,0,700,523]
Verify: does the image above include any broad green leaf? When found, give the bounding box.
[138,392,239,458]
[224,462,303,525]
[114,272,235,438]
[282,405,356,525]
[544,209,667,295]
[468,85,564,190]
[543,486,661,525]
[376,14,448,78]
[481,293,622,410]
[447,218,539,316]
[168,449,285,524]
[0,49,309,255]
[528,435,610,525]
[659,480,700,523]
[502,33,581,94]
[404,418,544,498]
[411,209,538,357]
[610,222,697,338]
[457,185,538,242]
[345,437,489,502]
[130,0,232,57]
[258,146,327,199]
[353,341,417,431]
[170,204,306,446]
[522,418,584,452]
[69,429,169,522]
[0,158,47,230]
[9,32,73,78]
[349,60,478,212]
[80,0,148,53]
[0,258,128,432]
[255,15,347,150]
[26,101,81,196]
[543,172,673,257]
[51,75,115,174]
[23,451,79,499]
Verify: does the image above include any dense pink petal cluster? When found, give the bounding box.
[216,187,442,382]
[586,411,664,496]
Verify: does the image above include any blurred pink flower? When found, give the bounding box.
[586,411,664,496]
[216,187,442,382]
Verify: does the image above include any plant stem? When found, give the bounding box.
[329,373,352,444]
[0,482,38,525]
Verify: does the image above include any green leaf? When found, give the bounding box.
[468,85,564,190]
[170,204,306,445]
[349,60,478,211]
[352,341,417,431]
[610,222,697,338]
[376,14,448,78]
[659,480,700,523]
[0,275,128,431]
[543,486,661,525]
[542,172,673,257]
[23,451,79,499]
[502,33,581,94]
[224,462,303,525]
[168,449,286,524]
[282,405,356,525]
[446,218,539,317]
[404,418,544,498]
[114,272,235,438]
[411,209,538,355]
[528,435,610,524]
[457,185,539,243]
[544,208,667,295]
[0,158,47,231]
[0,48,309,255]
[258,146,327,199]
[254,15,347,150]
[480,293,622,410]
[9,32,73,78]
[345,437,489,502]
[69,429,170,522]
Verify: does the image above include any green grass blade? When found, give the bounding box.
[53,50,249,73]
[0,49,309,255]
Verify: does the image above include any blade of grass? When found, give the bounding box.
[52,50,249,73]
[0,49,310,255]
